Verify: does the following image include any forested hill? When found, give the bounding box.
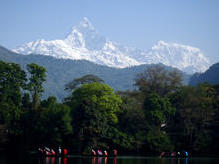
[0,45,189,101]
[189,63,219,86]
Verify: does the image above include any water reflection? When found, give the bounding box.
[40,156,191,164]
[185,158,188,164]
[40,157,67,164]
[92,157,96,164]
[1,155,219,164]
[97,157,102,164]
[92,157,111,164]
[161,157,189,164]
[113,157,117,164]
[40,157,112,164]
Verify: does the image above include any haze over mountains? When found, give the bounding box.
[13,17,210,74]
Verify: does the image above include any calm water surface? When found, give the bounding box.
[0,155,219,164]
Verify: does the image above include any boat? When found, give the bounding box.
[160,151,189,158]
[38,147,68,157]
[90,149,117,157]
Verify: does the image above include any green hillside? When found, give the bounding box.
[189,63,219,86]
[0,45,189,101]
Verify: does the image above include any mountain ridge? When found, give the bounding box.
[0,45,191,101]
[189,62,219,86]
[13,17,210,74]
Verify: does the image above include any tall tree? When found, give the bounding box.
[0,61,26,106]
[169,84,215,152]
[21,93,31,111]
[66,82,122,153]
[0,61,26,134]
[135,65,182,97]
[27,63,46,110]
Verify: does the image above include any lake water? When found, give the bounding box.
[0,155,219,164]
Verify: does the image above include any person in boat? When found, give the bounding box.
[63,148,68,156]
[171,152,175,157]
[97,150,103,156]
[44,147,51,155]
[159,152,165,157]
[38,147,44,154]
[184,151,189,157]
[104,150,108,156]
[51,148,56,156]
[113,149,117,156]
[58,146,62,155]
[92,149,97,156]
[177,151,181,157]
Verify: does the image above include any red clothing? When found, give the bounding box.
[63,149,68,155]
[113,149,117,156]
[92,150,96,155]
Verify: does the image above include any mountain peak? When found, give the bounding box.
[71,17,94,32]
[78,17,94,30]
[65,17,106,50]
[13,18,211,74]
[157,40,167,46]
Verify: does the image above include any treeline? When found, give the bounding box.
[0,61,218,156]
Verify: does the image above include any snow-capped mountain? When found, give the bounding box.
[13,17,210,74]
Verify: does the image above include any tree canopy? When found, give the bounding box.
[135,65,182,96]
[65,74,104,92]
[66,82,122,152]
[27,63,46,110]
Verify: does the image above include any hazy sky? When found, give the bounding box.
[0,0,219,63]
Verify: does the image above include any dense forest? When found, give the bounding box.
[0,60,218,157]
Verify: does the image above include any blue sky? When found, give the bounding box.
[0,0,219,62]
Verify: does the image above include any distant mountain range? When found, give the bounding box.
[0,45,191,101]
[13,17,210,74]
[189,63,219,86]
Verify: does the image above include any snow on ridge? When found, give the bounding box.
[148,40,210,73]
[153,40,200,52]
[12,18,210,74]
